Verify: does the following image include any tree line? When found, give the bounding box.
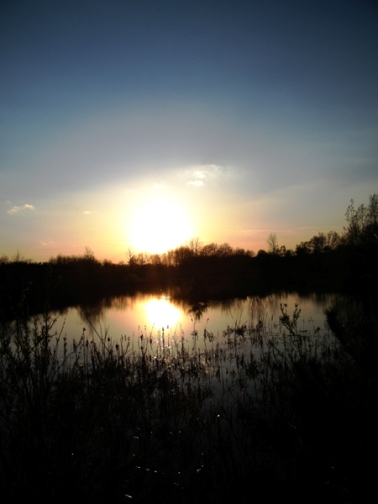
[1,195,377,316]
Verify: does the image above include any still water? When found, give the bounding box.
[53,291,336,347]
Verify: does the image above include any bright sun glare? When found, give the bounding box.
[128,198,193,253]
[144,298,181,329]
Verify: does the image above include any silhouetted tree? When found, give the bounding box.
[173,245,193,266]
[308,233,327,254]
[0,255,9,264]
[187,237,202,254]
[295,241,311,256]
[325,230,340,250]
[267,233,279,254]
[217,243,233,257]
[201,243,219,257]
[344,194,378,247]
[84,246,96,262]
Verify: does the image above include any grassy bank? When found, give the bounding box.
[1,297,376,503]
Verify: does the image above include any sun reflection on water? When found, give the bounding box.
[143,297,181,331]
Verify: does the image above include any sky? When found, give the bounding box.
[1,0,378,261]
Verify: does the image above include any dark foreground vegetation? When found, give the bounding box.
[0,195,377,503]
[0,295,377,503]
[1,195,378,318]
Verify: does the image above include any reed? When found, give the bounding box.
[0,298,374,503]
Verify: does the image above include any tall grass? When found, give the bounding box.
[0,299,375,503]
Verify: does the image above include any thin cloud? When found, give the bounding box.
[184,164,224,187]
[193,171,206,179]
[7,204,35,215]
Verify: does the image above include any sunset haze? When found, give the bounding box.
[1,0,377,261]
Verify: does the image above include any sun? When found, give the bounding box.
[127,198,194,253]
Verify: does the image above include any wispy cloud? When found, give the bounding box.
[193,171,206,179]
[185,164,224,187]
[7,204,35,215]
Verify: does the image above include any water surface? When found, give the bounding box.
[54,291,337,348]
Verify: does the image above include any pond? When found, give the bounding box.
[51,290,337,350]
[1,286,372,503]
[2,287,356,502]
[30,289,340,407]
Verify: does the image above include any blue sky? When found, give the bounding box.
[1,0,377,260]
